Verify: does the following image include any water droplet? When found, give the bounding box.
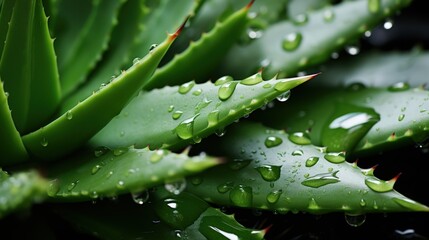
[301,171,340,188]
[288,132,311,145]
[276,90,291,102]
[263,83,272,89]
[263,137,282,149]
[94,146,110,157]
[106,171,114,179]
[384,19,393,30]
[194,98,212,114]
[175,114,199,140]
[4,91,9,98]
[256,165,281,181]
[113,147,128,156]
[305,157,319,167]
[345,213,366,227]
[308,198,320,211]
[323,9,335,22]
[91,165,102,175]
[228,159,251,170]
[247,27,262,39]
[67,181,79,191]
[368,0,380,13]
[172,111,183,120]
[398,114,405,121]
[345,45,360,55]
[149,44,158,52]
[282,32,302,51]
[178,81,195,94]
[293,14,308,25]
[66,110,73,120]
[192,89,203,96]
[131,190,149,205]
[324,152,346,163]
[190,176,203,186]
[214,76,233,86]
[150,149,165,163]
[165,178,187,195]
[218,81,238,101]
[388,82,410,92]
[331,52,340,59]
[168,105,174,112]
[360,199,367,207]
[40,137,48,147]
[217,181,234,193]
[240,73,262,85]
[132,57,140,65]
[292,149,304,156]
[267,189,283,204]
[215,128,226,137]
[116,180,125,189]
[365,177,394,192]
[229,185,253,207]
[207,110,219,127]
[47,179,60,197]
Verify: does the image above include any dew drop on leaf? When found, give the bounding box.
[178,81,195,94]
[255,165,281,181]
[388,82,410,92]
[282,32,302,51]
[131,189,149,205]
[288,132,311,145]
[323,9,335,22]
[150,149,165,163]
[172,111,183,120]
[276,90,291,102]
[305,157,319,167]
[292,149,304,156]
[165,178,187,195]
[40,138,48,147]
[229,185,253,207]
[264,136,283,148]
[364,177,394,192]
[94,146,109,157]
[218,81,238,101]
[266,189,283,204]
[324,152,346,163]
[214,76,233,86]
[345,213,366,227]
[91,165,102,175]
[175,114,199,140]
[66,110,73,120]
[217,181,234,193]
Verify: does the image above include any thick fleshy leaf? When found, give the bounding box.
[53,191,265,239]
[0,0,61,133]
[90,73,317,150]
[220,0,412,79]
[186,122,429,214]
[22,24,182,161]
[0,169,47,219]
[256,86,429,155]
[287,0,331,18]
[46,147,219,201]
[0,0,14,56]
[144,1,252,89]
[0,82,28,165]
[309,49,429,88]
[54,0,124,96]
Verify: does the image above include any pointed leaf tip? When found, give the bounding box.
[246,0,256,10]
[169,16,189,41]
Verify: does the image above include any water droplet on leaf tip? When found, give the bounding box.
[276,90,291,102]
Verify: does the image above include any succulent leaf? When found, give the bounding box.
[144,0,252,89]
[0,169,47,219]
[0,82,28,165]
[0,0,14,56]
[90,73,316,150]
[54,0,125,96]
[22,25,181,161]
[0,0,61,133]
[257,86,429,155]
[46,146,219,201]
[186,122,429,214]
[220,0,412,79]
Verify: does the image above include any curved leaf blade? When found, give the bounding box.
[90,73,316,150]
[186,122,429,214]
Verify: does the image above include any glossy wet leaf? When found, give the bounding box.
[46,147,219,201]
[187,122,429,214]
[220,0,412,78]
[90,73,316,150]
[0,169,47,219]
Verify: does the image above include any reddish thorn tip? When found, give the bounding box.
[391,172,402,183]
[169,16,189,40]
[308,72,322,80]
[391,132,396,137]
[371,164,379,171]
[262,224,273,235]
[246,0,256,10]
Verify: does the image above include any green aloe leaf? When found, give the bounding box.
[22,23,183,161]
[53,191,265,239]
[0,0,61,133]
[287,0,331,18]
[46,146,219,201]
[257,86,429,155]
[144,1,252,89]
[309,49,429,88]
[0,82,28,165]
[90,73,316,150]
[220,0,412,79]
[186,122,429,214]
[0,0,14,56]
[62,0,198,111]
[0,169,47,219]
[54,0,124,96]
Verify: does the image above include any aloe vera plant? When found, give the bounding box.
[1,0,428,239]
